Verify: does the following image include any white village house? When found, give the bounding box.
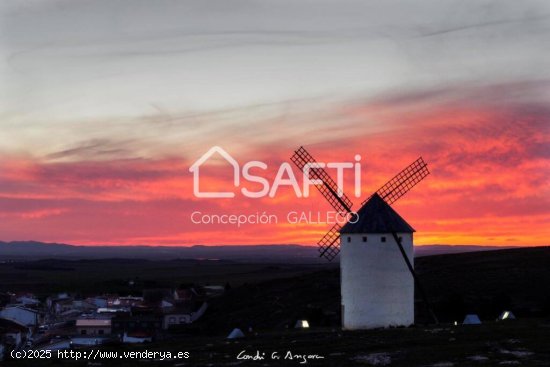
[15,295,40,306]
[162,302,207,330]
[0,306,42,326]
[0,317,32,350]
[76,318,112,336]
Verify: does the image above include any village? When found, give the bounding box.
[0,283,223,360]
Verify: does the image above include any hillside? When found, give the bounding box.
[2,247,550,366]
[0,259,332,295]
[196,247,550,333]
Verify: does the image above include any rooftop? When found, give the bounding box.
[76,319,111,327]
[0,317,29,332]
[340,193,415,234]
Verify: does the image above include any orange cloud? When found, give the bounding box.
[0,83,548,247]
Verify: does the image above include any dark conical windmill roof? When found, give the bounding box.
[340,193,415,234]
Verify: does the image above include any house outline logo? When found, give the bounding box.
[189,146,240,198]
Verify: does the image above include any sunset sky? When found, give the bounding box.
[0,0,549,247]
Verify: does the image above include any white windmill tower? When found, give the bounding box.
[290,147,438,329]
[339,194,415,329]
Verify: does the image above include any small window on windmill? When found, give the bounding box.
[381,236,386,242]
[362,236,367,242]
[347,236,351,243]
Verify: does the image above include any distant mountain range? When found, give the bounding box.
[0,241,515,262]
[414,244,514,257]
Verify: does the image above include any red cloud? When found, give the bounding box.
[0,83,548,247]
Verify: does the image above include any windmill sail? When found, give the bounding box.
[291,146,353,213]
[364,157,429,205]
[290,146,354,260]
[317,223,342,261]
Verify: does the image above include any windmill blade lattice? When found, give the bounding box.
[317,223,342,261]
[291,147,353,214]
[290,146,353,261]
[364,157,429,205]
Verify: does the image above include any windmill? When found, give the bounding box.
[290,146,438,329]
